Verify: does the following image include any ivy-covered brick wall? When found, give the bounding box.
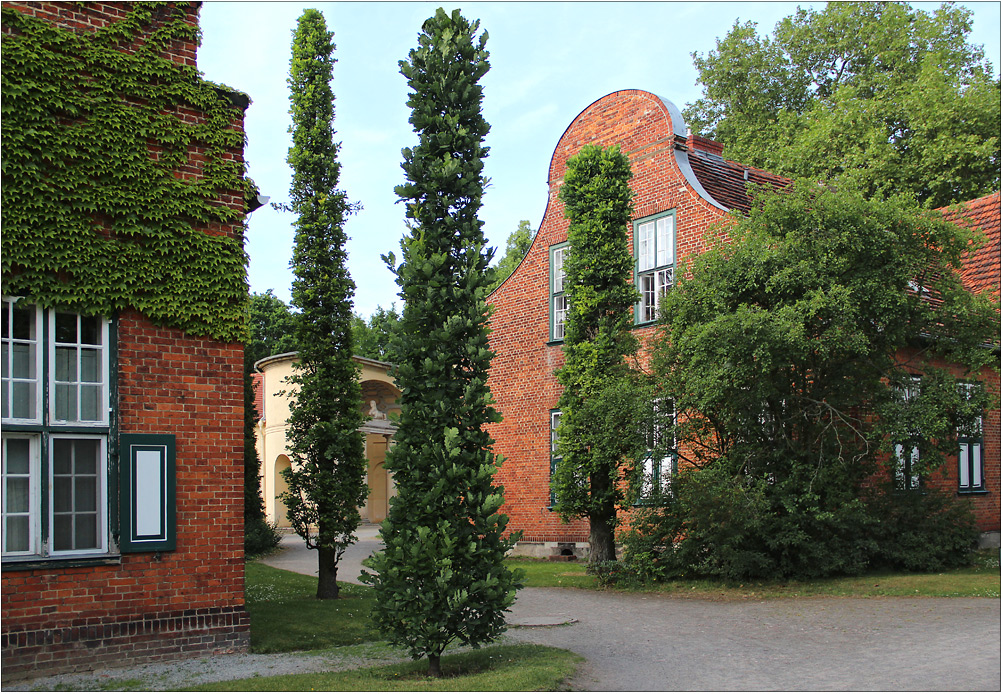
[1,1,251,680]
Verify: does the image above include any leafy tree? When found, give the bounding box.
[685,2,1000,207]
[247,289,298,365]
[350,304,401,362]
[362,8,522,678]
[552,144,647,564]
[488,220,535,292]
[648,180,997,580]
[281,9,367,600]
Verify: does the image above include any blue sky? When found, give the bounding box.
[197,1,1002,317]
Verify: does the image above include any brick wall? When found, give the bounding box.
[487,90,730,544]
[487,89,1001,549]
[1,1,251,680]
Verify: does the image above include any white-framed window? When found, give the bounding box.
[635,211,675,324]
[550,243,569,341]
[894,375,922,491]
[958,382,985,493]
[2,297,112,559]
[639,399,675,502]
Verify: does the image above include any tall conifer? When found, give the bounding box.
[281,9,366,600]
[363,8,522,677]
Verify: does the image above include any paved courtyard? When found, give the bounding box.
[10,533,1000,691]
[268,530,1002,691]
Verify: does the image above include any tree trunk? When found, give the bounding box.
[589,514,616,563]
[316,545,340,599]
[428,653,442,678]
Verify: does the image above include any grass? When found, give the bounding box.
[505,549,1001,598]
[186,644,582,692]
[244,562,382,652]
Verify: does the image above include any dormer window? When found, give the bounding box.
[635,211,675,324]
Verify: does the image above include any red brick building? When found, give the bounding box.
[2,2,254,679]
[486,89,1000,556]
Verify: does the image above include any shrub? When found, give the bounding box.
[865,485,979,571]
[245,516,281,558]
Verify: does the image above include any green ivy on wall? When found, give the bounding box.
[1,2,253,343]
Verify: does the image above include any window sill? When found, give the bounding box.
[546,339,564,347]
[2,554,122,571]
[958,488,989,496]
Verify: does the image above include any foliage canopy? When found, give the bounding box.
[684,2,1001,207]
[645,180,997,580]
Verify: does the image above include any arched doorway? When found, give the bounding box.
[274,455,292,528]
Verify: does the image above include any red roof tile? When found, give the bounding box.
[686,135,790,213]
[939,192,1001,296]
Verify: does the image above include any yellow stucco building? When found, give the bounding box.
[253,353,401,526]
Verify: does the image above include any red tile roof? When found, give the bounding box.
[939,192,1001,297]
[686,134,790,213]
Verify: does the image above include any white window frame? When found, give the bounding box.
[550,244,569,342]
[48,433,109,556]
[894,375,922,491]
[2,297,113,560]
[958,382,985,493]
[2,301,44,424]
[49,310,110,427]
[2,434,41,557]
[635,211,676,324]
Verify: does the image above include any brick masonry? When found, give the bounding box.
[2,1,250,680]
[485,89,1001,548]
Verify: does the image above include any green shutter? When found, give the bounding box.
[119,433,176,552]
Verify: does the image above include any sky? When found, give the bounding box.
[197,1,1002,318]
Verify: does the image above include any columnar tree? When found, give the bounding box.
[488,220,535,292]
[649,181,997,579]
[552,144,647,564]
[281,9,367,600]
[363,8,522,678]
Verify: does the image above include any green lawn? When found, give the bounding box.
[507,549,1001,598]
[187,644,582,692]
[244,562,382,652]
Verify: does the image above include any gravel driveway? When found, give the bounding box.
[506,587,1001,691]
[10,534,1000,691]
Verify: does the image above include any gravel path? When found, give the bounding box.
[10,534,1000,691]
[506,588,1001,691]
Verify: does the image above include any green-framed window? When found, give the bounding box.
[549,409,561,507]
[894,375,922,491]
[2,298,112,559]
[639,399,675,502]
[549,243,569,342]
[958,382,985,493]
[635,210,675,324]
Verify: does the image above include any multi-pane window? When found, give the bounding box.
[639,399,675,502]
[2,298,111,559]
[636,212,675,323]
[549,409,561,507]
[550,244,569,341]
[894,376,921,491]
[958,382,985,493]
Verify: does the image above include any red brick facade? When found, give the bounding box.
[486,89,1001,551]
[2,2,250,680]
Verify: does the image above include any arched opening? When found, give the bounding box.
[274,455,292,528]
